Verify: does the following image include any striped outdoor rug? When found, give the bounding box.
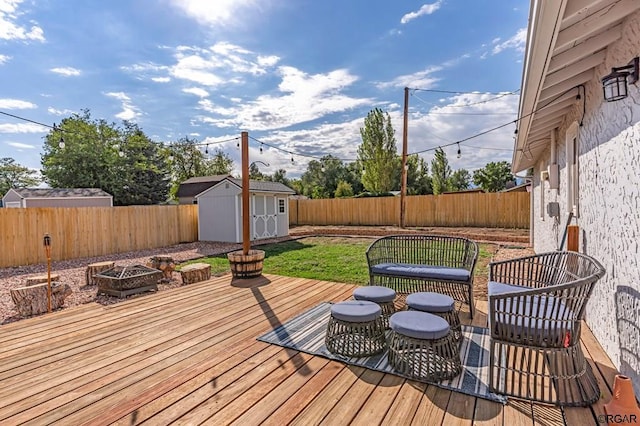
[257,302,507,403]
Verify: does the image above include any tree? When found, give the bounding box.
[0,158,40,197]
[449,169,471,192]
[430,148,451,194]
[473,161,514,192]
[334,180,354,198]
[41,110,171,205]
[300,155,348,198]
[357,108,398,194]
[206,148,234,176]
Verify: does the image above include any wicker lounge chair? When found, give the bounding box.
[488,251,606,406]
[366,235,479,317]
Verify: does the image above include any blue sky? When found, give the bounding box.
[1,0,528,179]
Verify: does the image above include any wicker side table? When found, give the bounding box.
[353,286,396,328]
[325,300,386,357]
[406,292,462,344]
[388,311,461,382]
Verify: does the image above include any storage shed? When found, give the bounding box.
[196,177,295,243]
[2,188,113,208]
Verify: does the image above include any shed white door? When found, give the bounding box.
[252,195,277,240]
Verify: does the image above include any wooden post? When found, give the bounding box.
[43,234,52,313]
[241,131,250,255]
[400,87,409,228]
[567,225,579,252]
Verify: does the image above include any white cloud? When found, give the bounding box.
[105,92,141,121]
[50,66,81,76]
[183,87,209,98]
[0,0,45,41]
[0,53,10,64]
[151,76,171,83]
[195,66,371,131]
[376,66,442,90]
[0,122,46,133]
[168,42,280,87]
[7,141,36,149]
[47,107,75,115]
[0,98,36,109]
[168,0,260,27]
[401,1,443,24]
[492,28,527,55]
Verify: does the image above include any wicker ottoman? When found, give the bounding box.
[406,292,462,344]
[325,300,386,357]
[388,311,462,382]
[353,286,396,328]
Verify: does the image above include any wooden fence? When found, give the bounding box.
[0,205,198,268]
[289,192,529,228]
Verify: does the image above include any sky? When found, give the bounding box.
[0,0,529,180]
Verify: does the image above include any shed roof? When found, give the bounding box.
[176,175,232,197]
[9,188,112,198]
[195,177,296,198]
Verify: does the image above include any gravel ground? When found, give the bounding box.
[0,227,532,325]
[0,237,294,325]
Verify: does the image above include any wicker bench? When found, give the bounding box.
[366,235,479,317]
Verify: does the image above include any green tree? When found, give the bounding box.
[430,147,451,194]
[473,161,514,192]
[300,155,347,198]
[449,169,471,192]
[334,180,354,198]
[206,148,234,176]
[0,158,40,197]
[41,110,171,205]
[357,108,398,194]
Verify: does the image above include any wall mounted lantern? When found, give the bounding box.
[601,57,639,102]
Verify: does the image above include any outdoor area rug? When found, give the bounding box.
[257,302,507,404]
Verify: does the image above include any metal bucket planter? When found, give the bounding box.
[227,249,265,278]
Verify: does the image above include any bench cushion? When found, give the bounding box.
[389,311,450,340]
[488,281,574,341]
[371,263,470,282]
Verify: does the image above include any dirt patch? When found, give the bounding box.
[289,225,530,244]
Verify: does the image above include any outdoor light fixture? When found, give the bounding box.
[601,57,639,102]
[457,143,461,158]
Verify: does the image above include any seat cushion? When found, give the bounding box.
[406,292,454,313]
[389,311,450,340]
[371,263,470,282]
[330,300,381,322]
[353,286,396,303]
[488,281,574,341]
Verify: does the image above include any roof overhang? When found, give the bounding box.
[513,0,640,172]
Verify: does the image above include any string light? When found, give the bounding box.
[58,137,65,149]
[205,144,209,154]
[260,143,263,154]
[457,143,461,159]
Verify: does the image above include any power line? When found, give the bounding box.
[0,110,239,148]
[410,87,520,96]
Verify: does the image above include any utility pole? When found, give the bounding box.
[400,87,409,228]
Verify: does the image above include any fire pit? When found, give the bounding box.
[95,265,163,298]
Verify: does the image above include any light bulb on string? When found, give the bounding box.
[291,155,294,164]
[205,144,209,154]
[236,140,240,149]
[260,143,263,154]
[58,137,65,149]
[457,143,461,159]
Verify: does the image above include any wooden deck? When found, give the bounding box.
[0,274,619,425]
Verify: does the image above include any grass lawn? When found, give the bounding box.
[181,236,497,286]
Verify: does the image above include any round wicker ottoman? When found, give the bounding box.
[388,311,462,381]
[353,286,397,328]
[406,292,462,344]
[325,300,386,357]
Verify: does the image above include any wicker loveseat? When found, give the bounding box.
[487,251,606,406]
[365,235,479,317]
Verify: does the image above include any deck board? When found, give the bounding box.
[0,273,616,425]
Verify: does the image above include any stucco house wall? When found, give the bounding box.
[531,10,640,395]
